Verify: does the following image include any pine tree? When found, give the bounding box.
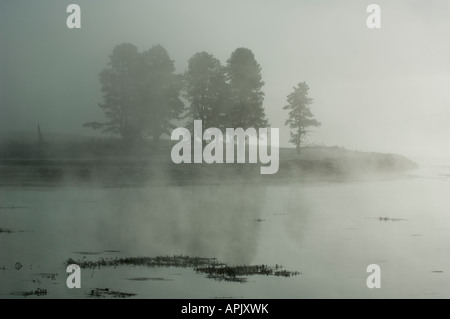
[284,82,320,153]
[83,43,183,147]
[226,48,268,129]
[183,51,230,131]
[83,43,143,142]
[140,45,184,147]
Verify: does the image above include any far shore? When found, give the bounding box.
[0,137,418,187]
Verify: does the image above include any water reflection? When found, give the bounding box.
[98,185,266,265]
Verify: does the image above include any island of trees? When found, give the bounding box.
[83,43,320,152]
[0,43,417,186]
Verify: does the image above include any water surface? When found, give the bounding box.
[1,159,449,298]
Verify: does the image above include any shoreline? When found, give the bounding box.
[0,145,418,187]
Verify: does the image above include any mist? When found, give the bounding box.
[2,1,450,157]
[1,1,450,300]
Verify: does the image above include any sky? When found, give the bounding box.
[1,0,450,158]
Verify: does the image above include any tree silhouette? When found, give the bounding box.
[284,82,320,153]
[83,43,143,142]
[140,45,183,147]
[226,48,268,129]
[84,43,183,146]
[183,51,230,130]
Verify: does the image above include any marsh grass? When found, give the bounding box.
[73,251,102,255]
[195,264,300,282]
[10,288,47,298]
[66,255,300,283]
[0,228,15,233]
[377,217,407,222]
[35,273,58,280]
[67,255,218,269]
[89,288,136,298]
[126,277,173,281]
[0,227,26,234]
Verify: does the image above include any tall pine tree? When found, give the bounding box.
[140,45,184,147]
[183,51,230,130]
[84,43,183,147]
[84,43,142,142]
[284,82,320,153]
[226,48,268,129]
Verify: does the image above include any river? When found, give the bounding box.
[1,158,449,298]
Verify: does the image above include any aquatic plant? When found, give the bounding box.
[377,217,406,222]
[66,255,300,283]
[89,288,136,298]
[11,288,47,298]
[195,264,300,282]
[66,255,219,269]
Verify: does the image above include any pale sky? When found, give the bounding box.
[1,0,450,158]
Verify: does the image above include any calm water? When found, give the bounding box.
[1,159,450,298]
